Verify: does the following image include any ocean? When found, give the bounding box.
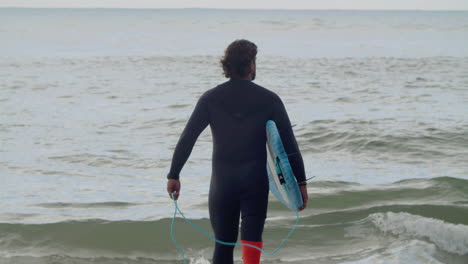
[0,8,467,264]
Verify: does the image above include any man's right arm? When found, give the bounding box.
[271,94,306,184]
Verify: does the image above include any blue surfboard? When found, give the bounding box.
[266,120,303,211]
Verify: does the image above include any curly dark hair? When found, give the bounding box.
[220,39,257,79]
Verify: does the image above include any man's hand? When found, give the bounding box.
[298,184,308,211]
[167,179,181,200]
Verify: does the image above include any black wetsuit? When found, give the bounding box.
[167,79,306,264]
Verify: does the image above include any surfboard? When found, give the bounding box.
[266,120,303,211]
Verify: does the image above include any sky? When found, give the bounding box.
[0,0,468,10]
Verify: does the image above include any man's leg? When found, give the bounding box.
[209,188,240,264]
[240,190,269,264]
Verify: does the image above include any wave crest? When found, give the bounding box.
[369,212,468,255]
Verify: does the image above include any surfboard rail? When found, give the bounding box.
[266,120,303,211]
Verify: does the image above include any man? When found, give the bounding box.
[167,39,308,264]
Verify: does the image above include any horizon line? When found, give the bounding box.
[1,7,467,12]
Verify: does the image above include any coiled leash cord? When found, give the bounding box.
[170,192,300,264]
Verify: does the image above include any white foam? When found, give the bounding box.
[369,212,468,255]
[340,240,444,264]
[189,257,211,264]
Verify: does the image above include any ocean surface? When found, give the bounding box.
[1,8,468,264]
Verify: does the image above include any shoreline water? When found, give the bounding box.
[1,8,467,263]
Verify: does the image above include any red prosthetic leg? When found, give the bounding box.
[240,240,263,264]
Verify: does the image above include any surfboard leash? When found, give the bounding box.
[169,192,300,263]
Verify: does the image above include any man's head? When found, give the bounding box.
[220,39,257,80]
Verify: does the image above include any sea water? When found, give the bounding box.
[0,8,467,264]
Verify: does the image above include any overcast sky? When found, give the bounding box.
[0,0,467,10]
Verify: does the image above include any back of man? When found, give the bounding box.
[167,39,307,264]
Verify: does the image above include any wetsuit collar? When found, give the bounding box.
[228,79,253,88]
[229,78,252,82]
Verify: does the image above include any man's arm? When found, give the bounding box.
[272,94,308,210]
[166,94,210,180]
[272,94,306,184]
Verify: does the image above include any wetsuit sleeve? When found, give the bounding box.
[167,94,210,180]
[272,95,306,183]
